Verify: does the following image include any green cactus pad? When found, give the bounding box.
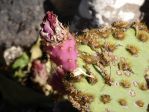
[63,22,149,112]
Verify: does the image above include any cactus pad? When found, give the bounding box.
[63,22,149,112]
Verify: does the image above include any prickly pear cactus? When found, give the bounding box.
[8,12,149,112]
[63,21,149,112]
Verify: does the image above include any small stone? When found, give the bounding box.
[3,46,23,65]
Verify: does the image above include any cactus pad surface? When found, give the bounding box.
[63,22,149,112]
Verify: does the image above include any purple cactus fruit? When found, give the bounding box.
[31,60,48,85]
[40,11,77,73]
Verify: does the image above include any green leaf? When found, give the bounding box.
[12,53,29,69]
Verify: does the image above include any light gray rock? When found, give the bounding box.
[71,0,145,31]
[79,0,144,23]
[3,46,23,65]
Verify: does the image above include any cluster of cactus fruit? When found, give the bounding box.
[11,11,149,112]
